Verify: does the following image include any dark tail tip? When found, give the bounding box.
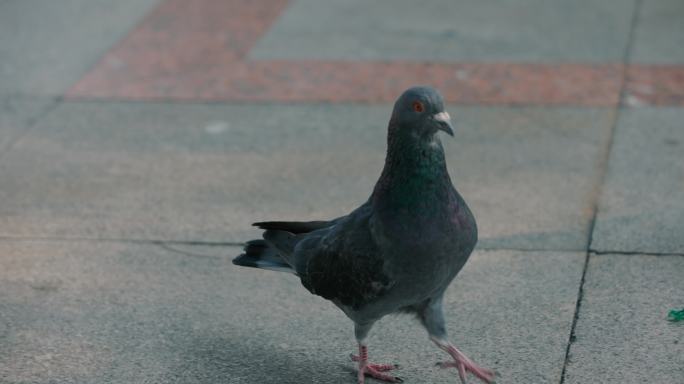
[232,239,294,273]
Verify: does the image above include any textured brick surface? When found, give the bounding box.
[625,66,684,106]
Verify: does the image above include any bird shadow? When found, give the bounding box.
[478,209,684,254]
[162,331,356,384]
[478,229,585,251]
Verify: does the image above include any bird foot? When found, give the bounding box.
[434,342,495,384]
[352,345,402,383]
[351,354,401,372]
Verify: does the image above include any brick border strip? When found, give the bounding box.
[67,0,684,106]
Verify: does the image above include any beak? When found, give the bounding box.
[433,111,454,137]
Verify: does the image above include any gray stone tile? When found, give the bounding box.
[0,96,54,155]
[0,102,391,243]
[0,0,159,96]
[564,254,684,383]
[251,0,635,62]
[451,107,614,250]
[0,241,584,383]
[592,108,684,254]
[0,102,613,249]
[631,0,684,63]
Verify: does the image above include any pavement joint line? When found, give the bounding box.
[589,249,684,257]
[156,242,228,259]
[0,235,589,254]
[619,0,644,107]
[0,92,61,99]
[475,245,586,253]
[0,235,243,247]
[558,251,590,384]
[0,236,684,257]
[559,1,643,382]
[58,95,389,108]
[0,96,61,164]
[60,0,163,101]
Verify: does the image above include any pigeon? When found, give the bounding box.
[233,86,494,384]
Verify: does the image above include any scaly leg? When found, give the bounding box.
[420,295,495,383]
[353,322,402,383]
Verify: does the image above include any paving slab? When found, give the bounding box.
[0,102,612,249]
[0,103,613,250]
[250,0,635,62]
[0,241,584,383]
[66,0,626,106]
[0,96,54,156]
[564,254,684,383]
[0,0,158,96]
[591,108,684,254]
[630,0,684,63]
[0,102,391,243]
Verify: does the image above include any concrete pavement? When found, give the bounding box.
[0,1,682,383]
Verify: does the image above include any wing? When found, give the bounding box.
[291,203,394,310]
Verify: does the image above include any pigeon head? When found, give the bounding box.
[390,86,454,138]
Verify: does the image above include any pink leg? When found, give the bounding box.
[352,343,402,383]
[432,338,495,384]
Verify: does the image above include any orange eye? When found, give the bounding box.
[412,101,425,113]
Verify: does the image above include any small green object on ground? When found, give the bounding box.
[667,309,684,322]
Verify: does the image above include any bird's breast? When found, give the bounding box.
[374,195,476,269]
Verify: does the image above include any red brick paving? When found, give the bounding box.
[67,0,684,106]
[625,66,684,106]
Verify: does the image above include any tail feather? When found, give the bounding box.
[232,239,295,274]
[234,220,329,274]
[263,229,299,255]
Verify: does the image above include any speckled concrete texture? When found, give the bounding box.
[1,0,683,382]
[591,108,684,254]
[630,0,684,64]
[67,0,625,106]
[0,103,612,250]
[251,0,635,62]
[0,96,54,155]
[0,242,584,383]
[66,0,684,107]
[563,254,684,384]
[0,0,159,95]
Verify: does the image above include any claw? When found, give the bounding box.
[354,344,402,383]
[432,339,495,384]
[456,361,467,384]
[363,369,403,383]
[351,355,399,371]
